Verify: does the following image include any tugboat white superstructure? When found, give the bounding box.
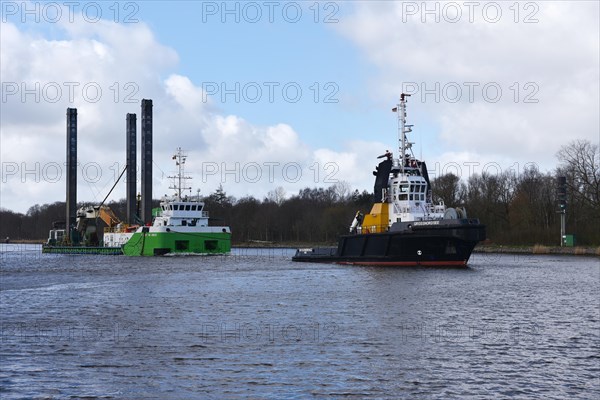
[293,94,486,266]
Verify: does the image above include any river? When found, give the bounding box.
[1,244,598,398]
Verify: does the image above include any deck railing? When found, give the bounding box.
[354,225,390,234]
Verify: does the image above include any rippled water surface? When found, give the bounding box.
[1,244,599,399]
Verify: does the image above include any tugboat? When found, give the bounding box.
[292,94,486,266]
[104,148,231,256]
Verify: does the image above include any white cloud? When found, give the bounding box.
[5,1,595,214]
[0,16,382,212]
[335,1,599,170]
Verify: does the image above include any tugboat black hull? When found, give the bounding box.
[293,219,486,267]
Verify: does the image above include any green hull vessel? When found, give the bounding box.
[102,148,232,256]
[121,231,231,256]
[42,230,230,257]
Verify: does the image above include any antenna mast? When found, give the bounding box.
[395,93,412,173]
[168,147,192,199]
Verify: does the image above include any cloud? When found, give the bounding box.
[6,2,594,214]
[334,1,599,170]
[0,15,381,212]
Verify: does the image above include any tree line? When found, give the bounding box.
[2,140,598,245]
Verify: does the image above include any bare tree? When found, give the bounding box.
[266,186,286,205]
[556,140,600,211]
[509,166,556,243]
[332,181,351,202]
[430,173,465,206]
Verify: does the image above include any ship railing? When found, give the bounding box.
[355,225,390,235]
[420,204,430,215]
[423,203,445,214]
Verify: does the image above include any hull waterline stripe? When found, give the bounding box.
[336,260,467,267]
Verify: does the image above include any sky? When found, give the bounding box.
[1,1,599,213]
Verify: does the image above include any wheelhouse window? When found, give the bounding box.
[399,184,409,201]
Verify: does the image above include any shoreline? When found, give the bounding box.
[473,244,600,256]
[3,240,599,257]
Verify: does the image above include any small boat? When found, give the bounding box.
[292,94,486,266]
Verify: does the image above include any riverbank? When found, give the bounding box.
[473,244,600,256]
[2,239,43,245]
[4,240,600,257]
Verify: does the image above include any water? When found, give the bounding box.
[1,244,598,399]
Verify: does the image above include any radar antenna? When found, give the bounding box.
[393,93,414,173]
[167,147,192,199]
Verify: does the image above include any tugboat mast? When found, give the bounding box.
[168,147,191,199]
